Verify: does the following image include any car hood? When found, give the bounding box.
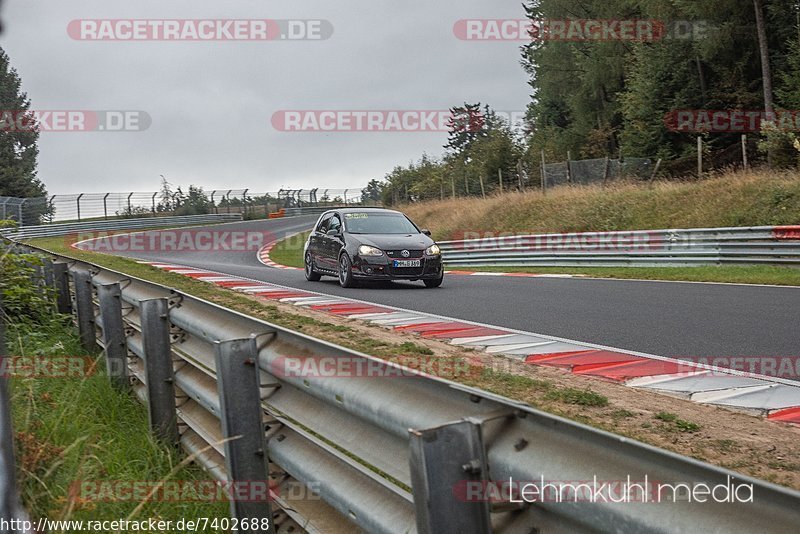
[351,233,434,250]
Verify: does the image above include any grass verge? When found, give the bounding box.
[267,231,309,268]
[7,317,229,529]
[462,265,800,286]
[401,168,800,238]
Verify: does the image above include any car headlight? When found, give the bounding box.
[358,245,384,257]
[425,244,441,256]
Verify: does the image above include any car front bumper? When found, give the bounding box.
[351,254,443,280]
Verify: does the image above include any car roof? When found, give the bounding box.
[328,207,402,215]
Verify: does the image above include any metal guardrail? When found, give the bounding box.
[0,213,243,241]
[438,226,800,267]
[4,240,800,533]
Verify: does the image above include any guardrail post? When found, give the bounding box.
[43,258,55,290]
[140,298,179,445]
[214,337,275,532]
[409,420,492,534]
[71,270,97,352]
[98,283,129,391]
[53,262,72,314]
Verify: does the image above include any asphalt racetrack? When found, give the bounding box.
[100,216,800,360]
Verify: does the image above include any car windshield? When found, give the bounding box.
[343,213,420,234]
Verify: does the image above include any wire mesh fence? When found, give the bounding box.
[542,157,654,188]
[2,187,370,226]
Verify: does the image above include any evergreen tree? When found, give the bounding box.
[0,47,44,199]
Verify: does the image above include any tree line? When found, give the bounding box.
[379,0,800,206]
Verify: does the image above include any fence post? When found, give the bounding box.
[566,151,572,183]
[650,158,663,180]
[0,197,8,220]
[72,270,97,352]
[697,136,703,178]
[498,168,503,193]
[76,193,84,222]
[409,420,492,534]
[540,150,547,195]
[603,156,611,184]
[97,282,129,391]
[103,193,110,220]
[742,134,749,169]
[214,338,275,531]
[151,192,158,215]
[140,298,178,445]
[17,199,26,226]
[53,262,72,314]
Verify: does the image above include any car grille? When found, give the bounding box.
[385,249,424,259]
[390,266,425,277]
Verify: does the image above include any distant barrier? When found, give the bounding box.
[0,214,242,241]
[439,226,800,267]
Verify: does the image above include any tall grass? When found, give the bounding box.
[401,168,800,240]
[7,318,229,528]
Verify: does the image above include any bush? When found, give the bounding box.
[0,219,18,229]
[116,205,153,219]
[758,121,800,169]
[0,249,55,324]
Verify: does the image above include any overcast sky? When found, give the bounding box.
[1,1,530,195]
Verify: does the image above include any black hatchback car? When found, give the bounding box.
[303,208,444,288]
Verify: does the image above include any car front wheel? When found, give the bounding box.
[305,252,321,281]
[338,253,356,288]
[424,272,444,288]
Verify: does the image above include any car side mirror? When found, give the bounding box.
[327,228,340,236]
[421,229,432,236]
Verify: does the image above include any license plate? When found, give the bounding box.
[393,259,421,268]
